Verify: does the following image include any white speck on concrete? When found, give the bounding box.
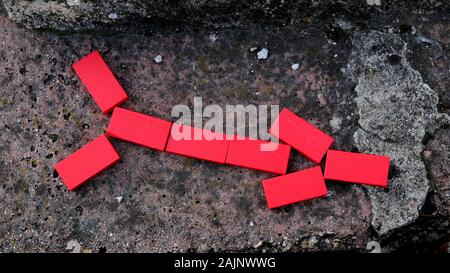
[366,0,381,5]
[257,48,269,60]
[317,93,327,106]
[66,240,81,253]
[108,13,118,20]
[335,18,352,31]
[154,55,163,63]
[291,63,300,70]
[116,196,123,203]
[249,47,258,52]
[209,34,218,43]
[329,116,342,131]
[308,236,318,248]
[249,221,254,227]
[254,241,263,248]
[67,0,81,6]
[198,244,209,253]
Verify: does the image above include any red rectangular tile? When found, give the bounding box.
[225,137,291,174]
[262,166,328,209]
[72,50,128,114]
[54,134,120,191]
[269,108,333,164]
[106,107,172,151]
[165,124,230,164]
[324,150,390,187]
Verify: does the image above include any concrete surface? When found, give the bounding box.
[348,30,448,235]
[0,1,448,252]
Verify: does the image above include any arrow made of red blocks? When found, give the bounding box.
[55,51,390,209]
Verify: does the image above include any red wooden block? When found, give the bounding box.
[107,107,172,151]
[165,124,230,164]
[262,166,328,209]
[324,150,390,187]
[225,137,291,174]
[269,108,333,164]
[72,50,128,114]
[54,134,120,191]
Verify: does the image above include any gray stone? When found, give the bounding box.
[66,240,81,253]
[346,31,449,235]
[366,0,381,6]
[154,55,163,63]
[108,13,119,20]
[257,48,269,60]
[1,1,447,32]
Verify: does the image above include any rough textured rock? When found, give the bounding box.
[0,1,448,252]
[346,31,449,235]
[424,127,450,215]
[0,13,373,252]
[2,0,448,32]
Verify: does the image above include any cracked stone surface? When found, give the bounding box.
[346,31,449,235]
[0,13,372,252]
[424,127,450,216]
[0,1,449,252]
[2,1,447,32]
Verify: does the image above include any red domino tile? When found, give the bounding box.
[107,107,172,151]
[165,124,230,164]
[324,150,390,187]
[72,51,128,114]
[262,166,328,209]
[54,134,120,191]
[225,137,291,174]
[269,108,333,164]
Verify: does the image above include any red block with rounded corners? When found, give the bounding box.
[269,108,333,164]
[72,51,128,114]
[107,107,172,151]
[54,134,120,191]
[165,124,230,164]
[262,166,328,209]
[225,137,291,174]
[324,150,390,187]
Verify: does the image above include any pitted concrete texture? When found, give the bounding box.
[0,7,448,252]
[0,14,372,252]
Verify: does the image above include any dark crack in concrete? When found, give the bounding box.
[2,1,448,33]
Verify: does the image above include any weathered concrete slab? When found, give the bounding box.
[0,4,448,252]
[2,0,448,32]
[0,14,373,252]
